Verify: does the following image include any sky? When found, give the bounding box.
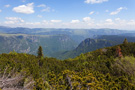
[0,0,135,30]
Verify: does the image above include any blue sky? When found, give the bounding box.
[0,0,135,30]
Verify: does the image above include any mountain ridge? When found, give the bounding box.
[53,35,135,59]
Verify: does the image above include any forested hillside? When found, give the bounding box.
[0,34,77,57]
[52,38,115,59]
[97,35,135,44]
[53,36,135,59]
[0,41,135,90]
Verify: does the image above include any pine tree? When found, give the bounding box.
[37,46,44,58]
[123,38,128,45]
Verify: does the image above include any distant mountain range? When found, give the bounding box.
[1,26,135,43]
[0,26,135,58]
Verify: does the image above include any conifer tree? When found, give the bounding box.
[37,46,44,58]
[123,38,128,45]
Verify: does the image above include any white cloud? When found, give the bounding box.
[94,18,135,29]
[5,17,24,24]
[85,0,108,4]
[41,7,50,12]
[115,18,121,21]
[4,21,15,24]
[89,11,94,15]
[114,18,126,25]
[50,20,62,23]
[110,7,127,15]
[25,22,41,25]
[0,10,2,12]
[106,19,112,22]
[83,17,91,22]
[37,15,42,18]
[37,4,46,7]
[105,19,113,24]
[5,4,10,8]
[37,4,54,12]
[101,19,113,26]
[127,20,135,25]
[71,20,80,23]
[13,3,34,14]
[1,17,135,30]
[5,17,24,22]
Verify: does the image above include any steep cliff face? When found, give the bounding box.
[0,34,77,57]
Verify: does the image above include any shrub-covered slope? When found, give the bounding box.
[0,42,135,89]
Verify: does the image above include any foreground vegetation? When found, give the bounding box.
[0,41,135,89]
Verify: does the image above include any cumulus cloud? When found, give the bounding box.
[5,4,10,8]
[106,19,112,22]
[83,17,91,22]
[50,20,62,23]
[110,7,127,15]
[85,0,108,4]
[37,4,52,12]
[0,9,2,12]
[71,20,80,23]
[105,19,113,25]
[13,3,34,14]
[5,17,24,24]
[89,11,94,15]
